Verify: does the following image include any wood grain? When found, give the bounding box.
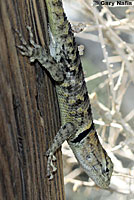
[0,0,65,199]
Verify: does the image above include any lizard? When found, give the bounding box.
[16,0,113,188]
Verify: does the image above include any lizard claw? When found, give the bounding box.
[15,26,41,60]
[52,155,56,161]
[46,151,57,180]
[48,174,54,180]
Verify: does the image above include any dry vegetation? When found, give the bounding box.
[62,0,134,196]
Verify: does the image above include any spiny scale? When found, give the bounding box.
[16,0,113,188]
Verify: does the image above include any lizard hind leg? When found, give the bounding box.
[15,26,41,62]
[45,122,76,180]
[26,26,40,48]
[15,26,65,82]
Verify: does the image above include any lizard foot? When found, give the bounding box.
[15,26,41,62]
[46,152,57,180]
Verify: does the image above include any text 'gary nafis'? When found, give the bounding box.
[95,1,132,6]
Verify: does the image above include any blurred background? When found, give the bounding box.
[61,0,134,199]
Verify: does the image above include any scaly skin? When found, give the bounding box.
[16,0,113,188]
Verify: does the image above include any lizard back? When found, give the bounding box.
[46,0,113,188]
[16,0,113,188]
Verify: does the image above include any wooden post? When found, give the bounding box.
[0,0,65,199]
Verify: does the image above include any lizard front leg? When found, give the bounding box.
[15,26,64,82]
[46,122,76,179]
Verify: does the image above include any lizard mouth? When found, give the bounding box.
[85,168,111,188]
[80,160,113,188]
[69,141,113,188]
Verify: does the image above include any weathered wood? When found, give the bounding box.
[0,0,65,199]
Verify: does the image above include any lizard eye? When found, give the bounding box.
[86,153,94,162]
[102,166,109,174]
[86,154,91,161]
[105,167,109,173]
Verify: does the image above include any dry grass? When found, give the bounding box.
[63,0,134,195]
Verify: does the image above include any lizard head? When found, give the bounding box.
[69,130,113,188]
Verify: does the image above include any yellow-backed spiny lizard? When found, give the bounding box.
[16,0,113,188]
